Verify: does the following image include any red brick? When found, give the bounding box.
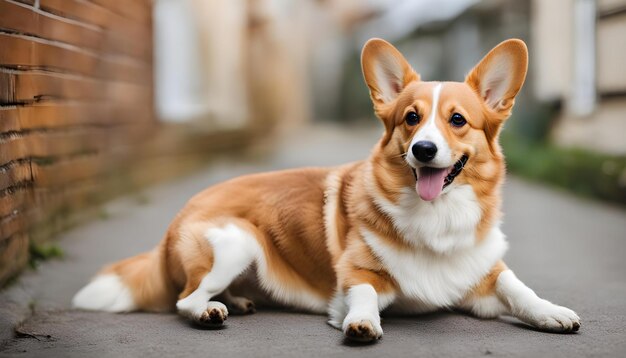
[0,212,26,241]
[39,0,110,28]
[0,0,103,51]
[0,33,150,83]
[0,234,29,285]
[0,102,152,133]
[0,160,32,191]
[0,187,32,218]
[90,0,150,25]
[0,69,152,104]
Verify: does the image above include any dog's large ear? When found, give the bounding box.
[361,38,419,109]
[465,39,528,117]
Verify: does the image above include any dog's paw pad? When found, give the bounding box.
[344,320,381,342]
[198,304,228,326]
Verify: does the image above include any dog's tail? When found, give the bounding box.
[72,243,176,313]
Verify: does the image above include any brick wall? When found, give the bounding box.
[0,0,253,284]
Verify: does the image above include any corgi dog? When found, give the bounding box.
[73,38,580,342]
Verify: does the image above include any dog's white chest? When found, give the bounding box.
[362,226,507,308]
[367,185,508,307]
[377,185,483,253]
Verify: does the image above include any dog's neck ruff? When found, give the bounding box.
[364,160,485,254]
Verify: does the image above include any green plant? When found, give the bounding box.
[28,243,64,269]
[501,132,626,205]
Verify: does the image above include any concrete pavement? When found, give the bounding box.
[1,124,625,357]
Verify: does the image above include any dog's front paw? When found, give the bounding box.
[197,301,228,326]
[523,301,580,333]
[342,315,383,342]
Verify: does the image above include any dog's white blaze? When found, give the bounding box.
[408,83,453,168]
[72,274,136,312]
[361,226,507,309]
[496,270,581,331]
[177,223,327,318]
[425,83,443,127]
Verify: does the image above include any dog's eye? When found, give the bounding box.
[405,112,420,126]
[450,113,466,127]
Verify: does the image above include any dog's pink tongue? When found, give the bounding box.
[416,167,448,201]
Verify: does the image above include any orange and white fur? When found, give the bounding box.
[73,39,580,342]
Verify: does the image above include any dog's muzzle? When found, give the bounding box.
[443,155,468,188]
[408,155,469,188]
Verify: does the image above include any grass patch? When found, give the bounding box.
[501,132,626,206]
[134,192,150,205]
[29,243,64,269]
[97,208,110,220]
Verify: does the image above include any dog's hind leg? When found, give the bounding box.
[174,220,261,326]
[216,289,256,315]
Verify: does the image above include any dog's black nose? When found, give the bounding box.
[412,141,438,162]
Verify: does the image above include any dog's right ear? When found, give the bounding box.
[361,38,419,109]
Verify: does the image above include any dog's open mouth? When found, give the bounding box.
[412,155,468,201]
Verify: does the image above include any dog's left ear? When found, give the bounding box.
[465,39,528,117]
[361,38,419,109]
[361,39,419,140]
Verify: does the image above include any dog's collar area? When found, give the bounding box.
[443,155,468,188]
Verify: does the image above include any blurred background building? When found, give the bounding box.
[1,0,624,284]
[153,0,626,152]
[533,0,626,155]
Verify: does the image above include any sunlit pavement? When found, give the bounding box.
[1,124,625,357]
